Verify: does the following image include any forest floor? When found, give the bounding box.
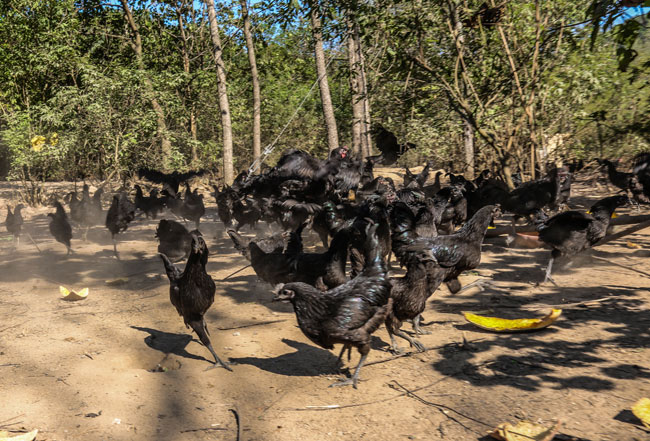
[0,170,649,441]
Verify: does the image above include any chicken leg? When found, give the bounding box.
[112,236,120,260]
[389,329,425,354]
[190,319,232,372]
[330,345,369,389]
[411,314,431,335]
[543,257,558,286]
[336,343,352,369]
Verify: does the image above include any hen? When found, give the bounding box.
[160,233,232,371]
[156,219,192,261]
[368,124,416,165]
[273,223,391,388]
[180,183,205,229]
[105,192,136,259]
[418,205,500,294]
[284,223,351,290]
[48,202,73,254]
[138,168,206,194]
[503,167,561,233]
[5,204,24,248]
[385,249,437,353]
[227,229,288,261]
[535,195,628,284]
[135,185,163,219]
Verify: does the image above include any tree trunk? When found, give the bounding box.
[205,0,234,184]
[309,1,339,153]
[346,15,362,157]
[463,119,475,178]
[451,0,474,178]
[176,2,198,163]
[119,0,172,170]
[239,0,261,173]
[354,20,372,157]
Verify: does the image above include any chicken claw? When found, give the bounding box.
[329,378,358,389]
[411,315,431,335]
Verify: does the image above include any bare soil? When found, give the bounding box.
[1,173,649,441]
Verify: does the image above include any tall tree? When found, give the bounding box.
[448,0,475,178]
[205,0,234,184]
[175,0,199,163]
[239,0,262,171]
[346,14,363,156]
[309,0,339,152]
[119,0,173,170]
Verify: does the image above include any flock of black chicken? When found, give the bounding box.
[4,138,650,388]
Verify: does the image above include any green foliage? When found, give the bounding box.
[0,0,647,183]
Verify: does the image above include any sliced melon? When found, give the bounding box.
[489,420,560,441]
[463,309,562,333]
[60,285,89,301]
[632,397,650,428]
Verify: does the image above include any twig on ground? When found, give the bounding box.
[364,339,487,368]
[24,231,42,253]
[285,377,452,411]
[178,427,226,433]
[217,319,287,331]
[590,255,650,278]
[0,414,26,427]
[0,322,27,334]
[389,381,492,434]
[595,219,650,247]
[219,264,252,281]
[229,408,241,441]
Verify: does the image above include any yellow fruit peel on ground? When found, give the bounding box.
[60,285,89,301]
[0,430,38,441]
[489,420,560,441]
[463,309,562,333]
[632,397,650,428]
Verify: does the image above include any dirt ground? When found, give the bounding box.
[1,172,649,441]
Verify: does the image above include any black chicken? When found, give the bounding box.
[435,185,467,235]
[5,204,24,247]
[284,224,351,291]
[160,233,232,371]
[598,159,635,193]
[213,185,235,229]
[599,159,646,204]
[385,249,437,353]
[227,229,288,261]
[105,192,136,259]
[135,185,163,219]
[633,152,650,201]
[48,202,73,254]
[66,190,83,224]
[368,124,416,165]
[78,184,104,240]
[503,167,561,234]
[535,195,629,285]
[156,219,192,261]
[138,168,206,194]
[273,223,392,388]
[403,161,432,189]
[180,183,205,229]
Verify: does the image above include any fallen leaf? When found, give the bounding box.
[489,420,561,441]
[463,309,562,333]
